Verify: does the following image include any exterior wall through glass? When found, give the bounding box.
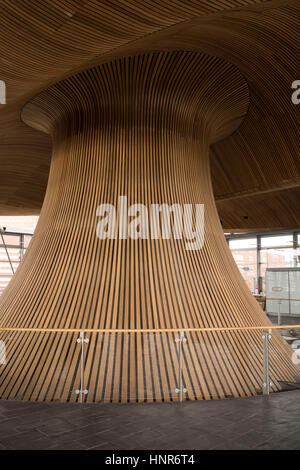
[0,231,32,296]
[227,230,300,320]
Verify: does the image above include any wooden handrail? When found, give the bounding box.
[0,325,299,333]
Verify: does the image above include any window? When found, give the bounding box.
[229,238,257,250]
[261,235,293,248]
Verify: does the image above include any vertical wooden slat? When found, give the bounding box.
[0,51,298,402]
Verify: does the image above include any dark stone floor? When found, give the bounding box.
[0,391,299,450]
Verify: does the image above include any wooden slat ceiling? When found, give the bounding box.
[0,0,299,230]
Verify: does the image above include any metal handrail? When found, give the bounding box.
[266,297,300,302]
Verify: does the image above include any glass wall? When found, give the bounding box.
[0,232,33,296]
[261,248,297,292]
[229,237,258,294]
[1,228,299,300]
[233,252,257,293]
[227,231,300,296]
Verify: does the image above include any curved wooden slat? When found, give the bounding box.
[0,51,298,402]
[0,1,299,229]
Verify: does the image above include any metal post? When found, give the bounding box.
[277,300,281,325]
[75,332,89,403]
[257,235,263,294]
[20,234,25,261]
[262,329,272,395]
[175,331,187,402]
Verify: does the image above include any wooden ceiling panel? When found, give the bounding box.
[0,0,298,230]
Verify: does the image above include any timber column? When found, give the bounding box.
[0,52,298,402]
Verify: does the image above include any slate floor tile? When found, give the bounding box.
[0,390,299,450]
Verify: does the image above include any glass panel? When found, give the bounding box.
[229,238,257,250]
[182,330,264,399]
[0,331,81,402]
[261,235,293,248]
[261,248,296,293]
[0,328,299,403]
[83,332,179,403]
[261,248,295,269]
[0,247,20,260]
[24,235,32,248]
[265,270,289,318]
[0,234,20,246]
[289,271,300,315]
[0,261,18,271]
[232,249,257,293]
[296,247,300,267]
[0,237,26,295]
[268,327,300,392]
